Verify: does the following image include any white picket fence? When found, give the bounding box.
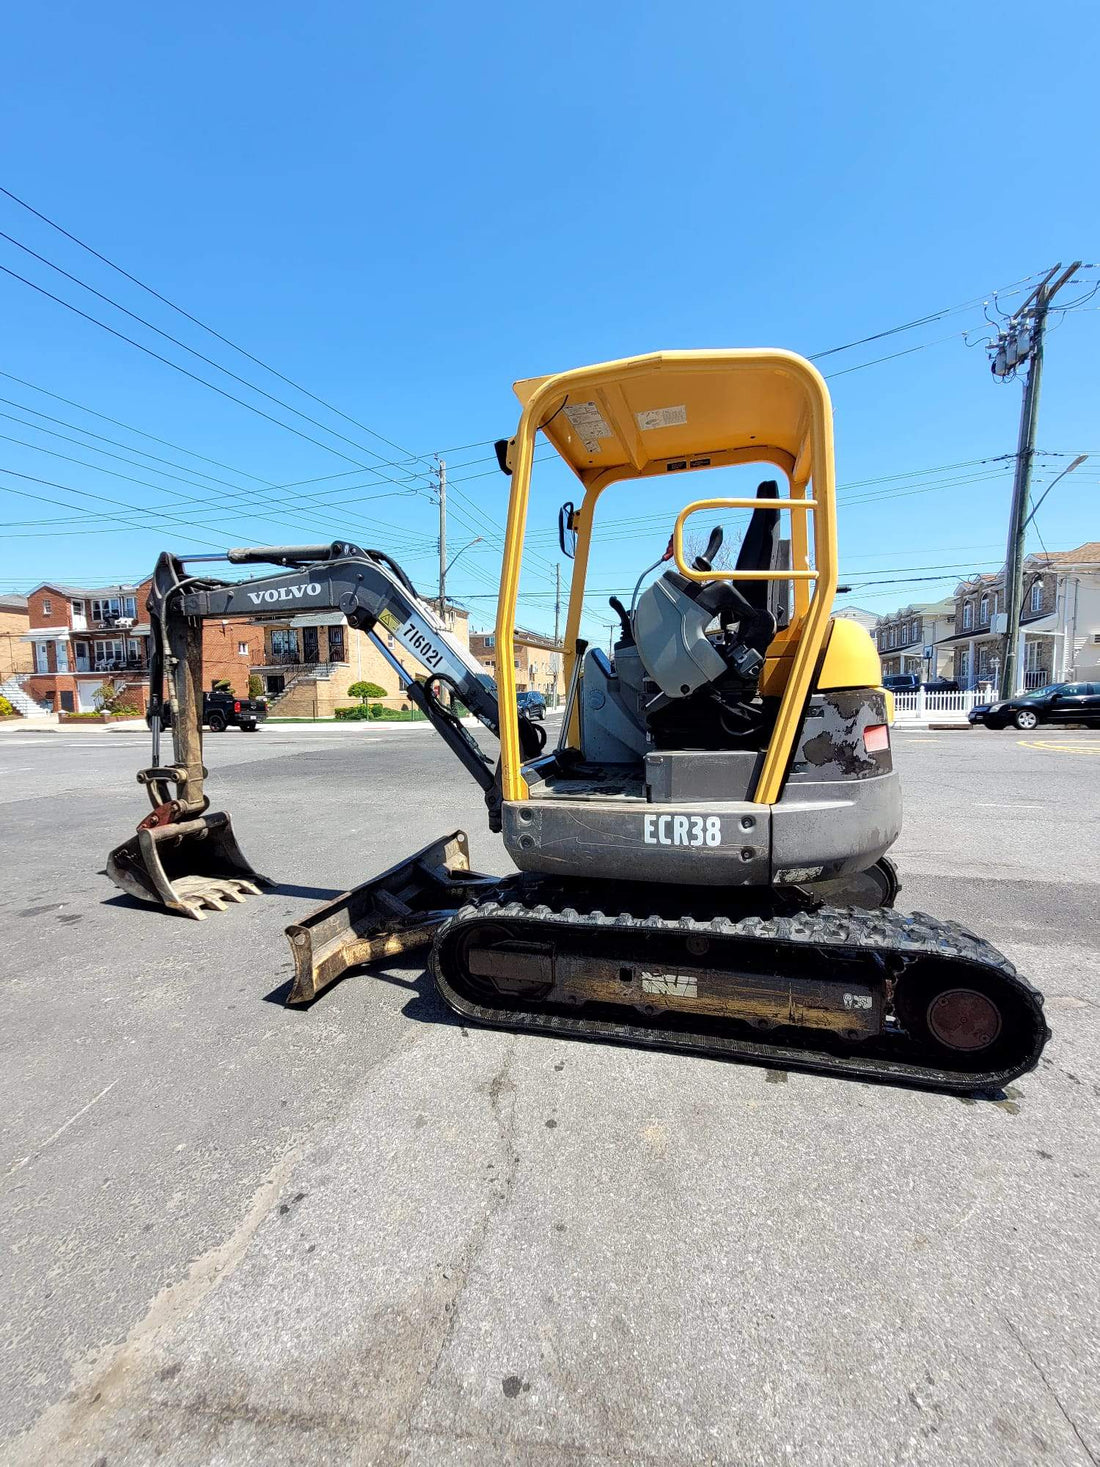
[891,688,987,722]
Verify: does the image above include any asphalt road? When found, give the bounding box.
[1,716,1098,1466]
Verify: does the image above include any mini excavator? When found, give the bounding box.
[107,349,1049,1092]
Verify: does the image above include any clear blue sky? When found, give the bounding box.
[2,0,1096,635]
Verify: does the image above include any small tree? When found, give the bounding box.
[248,674,265,700]
[348,680,387,705]
[211,678,232,693]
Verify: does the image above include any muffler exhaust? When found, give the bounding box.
[107,811,271,919]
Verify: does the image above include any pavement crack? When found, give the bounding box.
[390,1037,519,1457]
[1004,1315,1099,1466]
[6,1142,305,1467]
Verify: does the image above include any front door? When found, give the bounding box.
[327,625,345,662]
[303,627,319,662]
[34,641,49,673]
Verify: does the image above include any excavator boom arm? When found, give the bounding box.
[141,541,526,826]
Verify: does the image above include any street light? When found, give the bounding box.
[1024,454,1087,529]
[437,536,483,623]
[443,535,483,582]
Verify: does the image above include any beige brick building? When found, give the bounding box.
[251,603,473,717]
[468,627,566,703]
[0,594,31,682]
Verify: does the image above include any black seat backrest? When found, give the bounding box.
[733,480,780,610]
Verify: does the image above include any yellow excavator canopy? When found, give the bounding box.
[512,351,817,484]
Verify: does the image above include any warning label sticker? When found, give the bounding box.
[378,608,400,633]
[635,405,687,431]
[563,402,612,454]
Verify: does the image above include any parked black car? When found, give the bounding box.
[924,677,960,693]
[970,682,1100,731]
[517,690,547,720]
[157,689,267,733]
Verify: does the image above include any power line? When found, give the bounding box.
[0,234,438,489]
[806,270,1047,361]
[0,369,269,484]
[0,186,426,466]
[0,425,435,549]
[0,254,441,504]
[0,401,438,533]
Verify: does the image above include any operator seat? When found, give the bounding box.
[640,479,782,750]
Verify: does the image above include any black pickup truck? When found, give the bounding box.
[158,690,267,732]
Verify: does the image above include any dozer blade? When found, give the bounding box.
[284,830,501,1006]
[107,812,272,919]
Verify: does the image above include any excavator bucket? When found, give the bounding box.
[284,830,500,1005]
[107,812,271,919]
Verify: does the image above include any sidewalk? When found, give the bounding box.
[0,715,148,734]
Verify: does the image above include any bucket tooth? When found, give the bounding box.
[106,812,271,919]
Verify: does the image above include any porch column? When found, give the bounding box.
[1016,629,1027,695]
[968,638,976,689]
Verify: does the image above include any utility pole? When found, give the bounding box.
[990,262,1081,699]
[436,458,447,616]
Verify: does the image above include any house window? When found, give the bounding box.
[484,635,495,648]
[42,598,52,615]
[270,629,299,659]
[93,638,126,667]
[238,641,249,655]
[979,594,989,624]
[71,600,84,617]
[91,596,137,623]
[1029,580,1043,614]
[962,602,973,630]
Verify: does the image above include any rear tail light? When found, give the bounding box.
[864,723,889,754]
[234,700,241,713]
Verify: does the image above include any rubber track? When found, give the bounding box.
[431,895,1051,1095]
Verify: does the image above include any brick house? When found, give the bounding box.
[873,598,955,679]
[250,602,473,717]
[937,542,1100,690]
[0,594,32,682]
[469,626,566,702]
[20,578,155,713]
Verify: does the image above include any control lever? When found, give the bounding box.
[608,596,635,647]
[692,524,724,572]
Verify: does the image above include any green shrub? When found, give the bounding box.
[248,674,265,700]
[334,704,426,722]
[348,680,387,704]
[0,695,17,716]
[211,678,232,693]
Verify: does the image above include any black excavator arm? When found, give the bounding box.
[139,540,542,832]
[106,541,539,927]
